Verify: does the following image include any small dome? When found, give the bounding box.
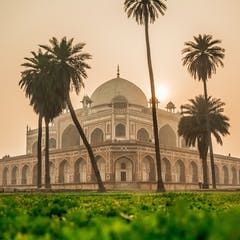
[91,77,148,107]
[166,101,175,109]
[166,101,176,112]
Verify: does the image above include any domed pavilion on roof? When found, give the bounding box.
[0,74,239,191]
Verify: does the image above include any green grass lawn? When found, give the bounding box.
[1,191,240,239]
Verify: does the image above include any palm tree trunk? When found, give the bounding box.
[144,16,165,192]
[209,137,216,189]
[37,114,42,188]
[45,118,51,189]
[66,93,106,192]
[203,80,216,189]
[201,155,209,189]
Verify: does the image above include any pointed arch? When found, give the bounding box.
[115,123,126,137]
[231,167,237,185]
[74,158,87,183]
[91,128,104,145]
[159,124,177,147]
[162,158,171,182]
[49,138,56,149]
[175,160,185,183]
[115,157,133,182]
[96,156,106,181]
[32,141,38,154]
[59,160,70,183]
[190,161,198,183]
[21,165,29,184]
[137,128,149,142]
[142,156,155,181]
[239,170,240,184]
[11,166,18,185]
[49,161,55,184]
[223,166,229,184]
[214,165,220,184]
[32,164,37,185]
[62,124,80,148]
[2,167,9,185]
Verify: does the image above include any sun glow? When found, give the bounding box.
[155,84,169,102]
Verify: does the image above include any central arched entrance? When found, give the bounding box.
[142,156,155,181]
[115,157,133,182]
[59,160,70,183]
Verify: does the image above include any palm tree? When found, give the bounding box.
[20,50,65,188]
[41,72,66,188]
[20,51,46,189]
[124,0,167,192]
[182,34,225,189]
[178,95,230,188]
[40,37,106,192]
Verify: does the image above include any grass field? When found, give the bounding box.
[1,191,240,239]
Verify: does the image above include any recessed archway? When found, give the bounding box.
[32,164,37,185]
[59,160,70,183]
[190,161,198,183]
[214,165,220,184]
[62,125,80,148]
[159,124,176,147]
[175,160,185,183]
[232,167,237,185]
[2,167,9,185]
[162,158,171,182]
[115,124,126,137]
[91,128,104,145]
[115,157,133,182]
[223,166,229,184]
[49,138,56,149]
[21,165,29,184]
[32,141,38,155]
[11,166,18,185]
[137,128,149,142]
[142,156,155,181]
[74,158,87,183]
[96,156,106,181]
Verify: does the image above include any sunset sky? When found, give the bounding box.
[0,0,239,158]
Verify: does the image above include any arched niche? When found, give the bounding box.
[32,141,38,155]
[74,158,87,183]
[232,167,237,185]
[214,165,220,184]
[159,124,176,147]
[21,165,29,184]
[190,161,198,183]
[62,125,80,148]
[59,160,70,183]
[11,166,18,185]
[32,164,37,185]
[96,156,106,181]
[2,167,9,185]
[49,138,56,149]
[162,158,171,182]
[91,128,104,145]
[175,160,185,183]
[142,156,155,181]
[115,123,126,137]
[137,128,149,142]
[115,157,133,182]
[223,166,229,184]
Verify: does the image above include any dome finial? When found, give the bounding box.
[117,64,120,78]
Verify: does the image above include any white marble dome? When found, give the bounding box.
[91,77,148,107]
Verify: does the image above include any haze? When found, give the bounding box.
[0,0,239,158]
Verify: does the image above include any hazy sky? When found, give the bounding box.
[0,0,239,158]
